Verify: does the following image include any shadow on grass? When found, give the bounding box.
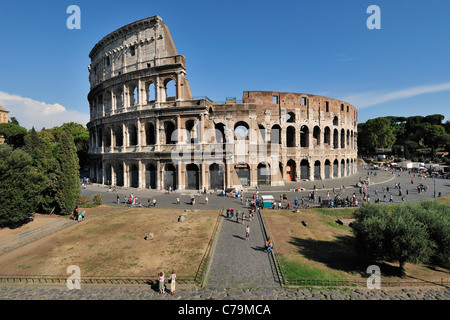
[288,235,402,278]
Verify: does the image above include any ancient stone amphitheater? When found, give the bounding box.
[87,16,358,191]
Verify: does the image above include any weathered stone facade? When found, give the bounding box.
[87,16,358,191]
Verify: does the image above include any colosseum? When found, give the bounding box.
[87,16,358,191]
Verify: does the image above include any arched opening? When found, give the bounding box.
[235,163,250,186]
[333,116,339,126]
[130,84,138,106]
[333,159,339,178]
[324,160,331,179]
[347,130,350,148]
[333,129,339,149]
[340,129,345,148]
[97,127,103,148]
[145,122,155,145]
[286,159,296,182]
[128,124,138,146]
[215,123,226,145]
[341,159,345,177]
[346,159,350,176]
[234,121,249,140]
[146,81,156,103]
[300,125,309,147]
[114,126,123,147]
[270,125,281,144]
[129,163,139,188]
[164,78,176,102]
[314,160,321,180]
[257,162,271,185]
[324,126,331,145]
[313,126,321,146]
[105,164,112,185]
[209,163,224,190]
[105,127,111,147]
[286,112,295,123]
[164,163,176,190]
[300,159,309,180]
[286,126,296,147]
[146,163,157,189]
[186,119,199,143]
[115,164,124,187]
[164,121,176,144]
[115,87,124,109]
[258,124,266,143]
[186,164,200,190]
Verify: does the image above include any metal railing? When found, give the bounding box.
[257,210,285,286]
[194,209,224,287]
[284,277,450,288]
[0,275,195,285]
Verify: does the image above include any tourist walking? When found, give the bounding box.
[169,270,176,295]
[245,225,250,241]
[158,271,165,294]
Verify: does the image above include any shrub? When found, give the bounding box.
[92,194,103,206]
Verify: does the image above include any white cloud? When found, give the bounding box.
[0,91,89,129]
[342,82,450,109]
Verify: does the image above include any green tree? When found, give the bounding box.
[54,129,81,215]
[59,122,89,170]
[415,201,450,267]
[0,122,27,149]
[0,144,42,228]
[359,117,396,153]
[353,203,434,276]
[23,128,61,213]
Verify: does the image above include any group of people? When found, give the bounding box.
[226,208,255,223]
[157,270,177,295]
[72,207,85,222]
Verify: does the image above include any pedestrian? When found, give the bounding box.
[205,196,208,205]
[117,195,120,204]
[177,197,180,205]
[73,207,79,221]
[242,211,245,224]
[169,270,176,295]
[158,271,165,294]
[245,225,250,241]
[153,198,156,206]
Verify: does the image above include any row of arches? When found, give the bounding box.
[90,78,177,118]
[91,120,357,151]
[230,122,357,149]
[100,162,225,191]
[93,157,356,190]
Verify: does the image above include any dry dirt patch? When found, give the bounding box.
[0,207,219,278]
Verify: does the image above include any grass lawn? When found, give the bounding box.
[264,195,450,284]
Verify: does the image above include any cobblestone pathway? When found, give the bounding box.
[0,283,449,300]
[205,203,279,289]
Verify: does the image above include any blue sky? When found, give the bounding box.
[0,0,449,129]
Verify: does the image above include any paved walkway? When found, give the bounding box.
[205,203,278,289]
[0,283,449,300]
